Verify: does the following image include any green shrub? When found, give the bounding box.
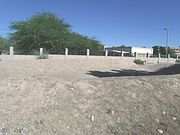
[134,59,145,65]
[37,54,49,59]
[175,59,180,63]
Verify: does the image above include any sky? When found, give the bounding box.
[0,0,180,47]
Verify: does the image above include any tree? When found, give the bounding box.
[10,12,103,55]
[152,46,166,55]
[10,12,71,54]
[152,45,176,58]
[0,37,10,49]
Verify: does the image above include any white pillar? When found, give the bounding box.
[121,51,124,59]
[177,55,179,60]
[168,54,170,63]
[40,48,43,56]
[65,48,68,59]
[158,53,160,63]
[10,47,14,56]
[105,50,108,59]
[86,49,89,59]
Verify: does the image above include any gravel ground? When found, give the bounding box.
[0,59,179,135]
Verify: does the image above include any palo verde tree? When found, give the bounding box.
[10,12,103,54]
[10,12,71,54]
[0,36,10,50]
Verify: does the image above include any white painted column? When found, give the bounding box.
[105,50,108,59]
[121,51,124,59]
[86,49,89,59]
[10,47,14,56]
[177,55,179,60]
[167,54,170,63]
[158,53,160,63]
[65,48,68,59]
[40,48,43,56]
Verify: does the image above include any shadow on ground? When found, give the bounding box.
[87,64,180,78]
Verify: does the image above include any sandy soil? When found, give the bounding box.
[0,59,180,135]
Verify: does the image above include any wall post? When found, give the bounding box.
[65,48,68,59]
[40,48,43,56]
[121,51,124,59]
[10,47,14,56]
[86,49,89,59]
[105,50,108,59]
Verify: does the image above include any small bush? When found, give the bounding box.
[37,54,49,59]
[134,59,145,65]
[175,59,180,63]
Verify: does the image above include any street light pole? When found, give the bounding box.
[164,28,169,58]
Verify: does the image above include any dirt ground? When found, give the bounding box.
[0,59,180,135]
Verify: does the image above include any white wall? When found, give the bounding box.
[131,47,153,54]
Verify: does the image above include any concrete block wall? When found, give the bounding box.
[0,47,177,64]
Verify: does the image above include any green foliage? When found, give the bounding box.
[10,12,70,54]
[0,37,10,50]
[152,46,166,55]
[152,46,176,58]
[175,59,180,63]
[168,49,177,58]
[10,12,103,55]
[134,59,145,65]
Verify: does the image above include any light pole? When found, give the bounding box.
[164,28,169,58]
[158,45,160,54]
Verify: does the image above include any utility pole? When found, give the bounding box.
[164,28,169,58]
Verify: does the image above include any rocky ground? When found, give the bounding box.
[0,59,179,135]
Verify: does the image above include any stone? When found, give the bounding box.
[157,129,163,134]
[90,115,95,122]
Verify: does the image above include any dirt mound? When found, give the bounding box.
[0,75,180,134]
[0,60,180,134]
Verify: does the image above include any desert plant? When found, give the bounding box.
[37,54,49,59]
[175,59,180,63]
[134,59,145,65]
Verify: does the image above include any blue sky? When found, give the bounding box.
[0,0,180,47]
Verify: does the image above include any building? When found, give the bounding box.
[105,46,153,56]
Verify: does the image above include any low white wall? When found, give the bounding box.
[0,55,37,60]
[0,54,176,64]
